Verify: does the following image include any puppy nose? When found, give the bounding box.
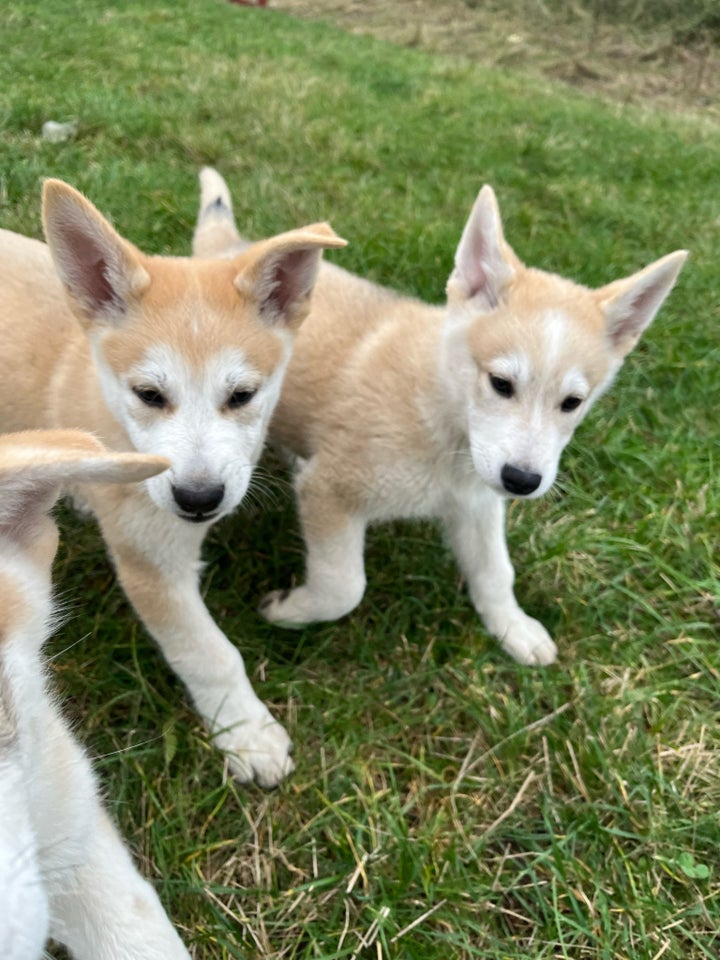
[501,464,542,496]
[172,483,225,515]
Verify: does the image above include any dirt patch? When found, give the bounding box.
[270,0,720,121]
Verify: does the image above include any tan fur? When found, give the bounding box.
[100,259,284,376]
[271,276,439,464]
[0,577,26,647]
[0,229,341,441]
[192,169,686,666]
[0,180,345,787]
[273,263,627,467]
[464,268,613,388]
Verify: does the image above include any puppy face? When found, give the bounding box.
[442,271,616,499]
[442,186,686,499]
[41,180,345,525]
[92,257,293,522]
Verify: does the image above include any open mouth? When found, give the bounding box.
[177,511,219,524]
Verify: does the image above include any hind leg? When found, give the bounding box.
[260,457,367,626]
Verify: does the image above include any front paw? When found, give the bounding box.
[497,612,557,666]
[259,588,314,629]
[213,711,295,789]
[260,580,363,627]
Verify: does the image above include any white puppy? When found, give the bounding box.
[0,429,190,960]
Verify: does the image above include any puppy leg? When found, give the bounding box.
[0,750,49,960]
[260,458,367,626]
[92,492,294,787]
[51,807,190,960]
[442,493,557,666]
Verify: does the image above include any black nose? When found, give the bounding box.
[172,483,225,516]
[501,464,542,496]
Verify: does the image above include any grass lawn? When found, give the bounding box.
[1,1,719,957]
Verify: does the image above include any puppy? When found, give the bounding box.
[0,429,190,960]
[0,181,345,786]
[194,168,686,666]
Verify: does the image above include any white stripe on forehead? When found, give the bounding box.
[541,311,591,397]
[542,308,569,366]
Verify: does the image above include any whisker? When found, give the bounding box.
[47,631,92,663]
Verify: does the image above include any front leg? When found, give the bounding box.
[92,489,293,788]
[442,490,557,666]
[260,456,368,626]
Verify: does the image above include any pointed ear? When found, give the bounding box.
[0,430,169,547]
[595,250,688,357]
[446,185,518,309]
[234,222,347,329]
[42,179,150,326]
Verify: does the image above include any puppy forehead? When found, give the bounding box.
[468,280,611,384]
[101,258,285,376]
[128,341,261,389]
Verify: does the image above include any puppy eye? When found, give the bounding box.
[560,395,583,413]
[133,386,167,409]
[489,375,514,399]
[227,388,257,409]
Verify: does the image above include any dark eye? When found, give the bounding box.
[227,388,257,409]
[489,375,514,399]
[560,395,583,413]
[133,386,167,409]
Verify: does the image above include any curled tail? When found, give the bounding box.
[193,167,250,258]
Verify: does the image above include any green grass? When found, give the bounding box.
[1,1,719,957]
[474,0,717,30]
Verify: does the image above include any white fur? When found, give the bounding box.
[440,305,591,500]
[0,181,344,787]
[85,332,296,785]
[0,435,189,960]
[488,352,531,385]
[93,340,292,518]
[207,175,684,667]
[195,170,686,669]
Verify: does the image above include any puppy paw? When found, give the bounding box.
[260,582,363,627]
[498,613,557,666]
[259,588,315,628]
[213,712,295,789]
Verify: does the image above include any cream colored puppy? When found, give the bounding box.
[194,168,686,666]
[0,429,190,960]
[0,181,345,786]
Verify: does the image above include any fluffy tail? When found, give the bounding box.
[193,167,250,258]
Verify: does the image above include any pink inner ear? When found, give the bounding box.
[456,215,489,299]
[465,256,490,303]
[64,228,119,311]
[260,248,315,321]
[452,192,514,309]
[608,278,667,347]
[270,251,306,313]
